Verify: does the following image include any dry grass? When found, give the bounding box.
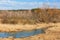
[0,9,60,40]
[0,23,54,32]
[0,23,60,40]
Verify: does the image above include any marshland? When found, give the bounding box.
[0,8,60,40]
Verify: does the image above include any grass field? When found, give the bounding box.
[0,23,60,40]
[0,23,54,32]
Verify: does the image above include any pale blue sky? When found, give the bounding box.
[0,0,60,10]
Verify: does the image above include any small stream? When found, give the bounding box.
[0,29,45,38]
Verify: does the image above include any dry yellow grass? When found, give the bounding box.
[0,23,60,40]
[0,23,54,32]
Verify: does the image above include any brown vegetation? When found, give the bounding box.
[0,8,60,40]
[32,8,60,23]
[0,8,60,24]
[0,23,60,40]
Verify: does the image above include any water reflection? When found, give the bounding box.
[0,29,44,38]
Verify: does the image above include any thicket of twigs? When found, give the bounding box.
[32,8,60,23]
[0,8,60,24]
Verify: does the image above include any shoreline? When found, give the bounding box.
[0,23,55,32]
[0,23,60,40]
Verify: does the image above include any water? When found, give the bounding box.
[0,29,44,38]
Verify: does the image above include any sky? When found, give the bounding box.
[0,0,60,10]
